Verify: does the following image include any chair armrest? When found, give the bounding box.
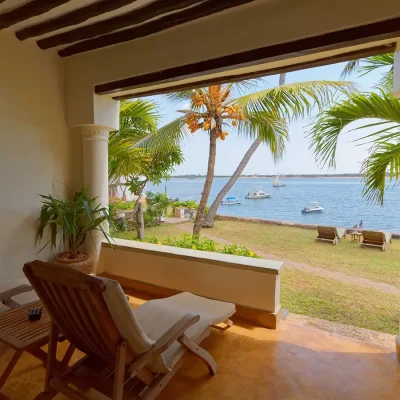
[0,284,33,303]
[129,312,200,377]
[152,313,200,355]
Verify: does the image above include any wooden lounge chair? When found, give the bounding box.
[361,230,392,251]
[23,260,235,400]
[315,226,346,245]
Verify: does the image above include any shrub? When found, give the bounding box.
[171,200,199,209]
[109,198,135,211]
[146,192,169,226]
[147,234,259,258]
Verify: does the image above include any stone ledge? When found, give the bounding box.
[216,215,400,238]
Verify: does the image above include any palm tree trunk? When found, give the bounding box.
[136,201,145,240]
[202,73,287,229]
[193,129,217,237]
[202,137,262,227]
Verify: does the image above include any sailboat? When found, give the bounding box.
[272,173,286,187]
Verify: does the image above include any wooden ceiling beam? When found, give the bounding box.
[112,44,396,100]
[37,0,210,50]
[57,0,253,57]
[93,15,400,96]
[0,0,71,30]
[16,0,139,41]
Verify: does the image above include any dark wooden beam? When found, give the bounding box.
[57,0,254,57]
[16,0,139,41]
[0,0,71,30]
[94,17,400,95]
[35,0,202,46]
[112,44,396,100]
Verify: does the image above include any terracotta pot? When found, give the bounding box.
[53,251,91,273]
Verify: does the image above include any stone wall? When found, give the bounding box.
[215,215,400,239]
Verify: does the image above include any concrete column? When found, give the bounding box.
[80,125,111,261]
[81,125,110,209]
[394,41,400,98]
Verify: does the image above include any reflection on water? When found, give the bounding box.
[147,177,400,232]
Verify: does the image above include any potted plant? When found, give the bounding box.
[37,188,113,273]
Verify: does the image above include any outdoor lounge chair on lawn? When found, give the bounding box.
[23,260,236,400]
[361,230,392,251]
[315,226,346,245]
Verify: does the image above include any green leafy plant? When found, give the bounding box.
[37,188,113,259]
[147,234,259,258]
[109,198,135,211]
[171,199,199,209]
[145,192,170,226]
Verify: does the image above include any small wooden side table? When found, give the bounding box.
[0,301,74,397]
[350,232,363,243]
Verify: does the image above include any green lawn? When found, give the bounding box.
[210,221,400,286]
[282,268,400,335]
[113,221,400,334]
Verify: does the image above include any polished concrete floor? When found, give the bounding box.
[1,295,399,399]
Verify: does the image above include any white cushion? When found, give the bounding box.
[98,278,236,375]
[133,293,235,373]
[97,277,154,355]
[335,227,346,238]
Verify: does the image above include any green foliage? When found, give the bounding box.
[37,188,113,258]
[147,234,259,258]
[341,53,394,90]
[309,89,400,203]
[171,199,199,209]
[145,192,170,226]
[108,99,159,181]
[109,198,135,211]
[220,243,259,258]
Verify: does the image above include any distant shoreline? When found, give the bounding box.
[171,175,368,179]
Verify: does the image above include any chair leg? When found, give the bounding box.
[0,349,23,389]
[113,341,127,400]
[44,321,59,395]
[61,344,76,368]
[178,334,217,375]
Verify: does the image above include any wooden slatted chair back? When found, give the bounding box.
[362,230,385,244]
[23,260,123,363]
[317,226,336,239]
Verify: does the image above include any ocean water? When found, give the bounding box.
[147,177,400,232]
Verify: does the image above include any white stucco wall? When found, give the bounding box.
[0,31,73,283]
[99,239,283,313]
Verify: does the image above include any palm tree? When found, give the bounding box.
[108,99,159,187]
[109,99,186,239]
[309,52,399,204]
[202,74,287,227]
[166,79,354,234]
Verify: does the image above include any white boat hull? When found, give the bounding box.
[245,194,271,199]
[301,208,324,214]
[221,200,241,205]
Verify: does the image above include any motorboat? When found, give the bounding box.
[245,187,271,199]
[301,202,324,213]
[272,173,286,187]
[221,196,241,205]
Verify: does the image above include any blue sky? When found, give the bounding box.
[143,61,387,175]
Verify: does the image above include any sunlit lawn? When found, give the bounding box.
[282,268,400,335]
[210,220,400,286]
[113,221,400,334]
